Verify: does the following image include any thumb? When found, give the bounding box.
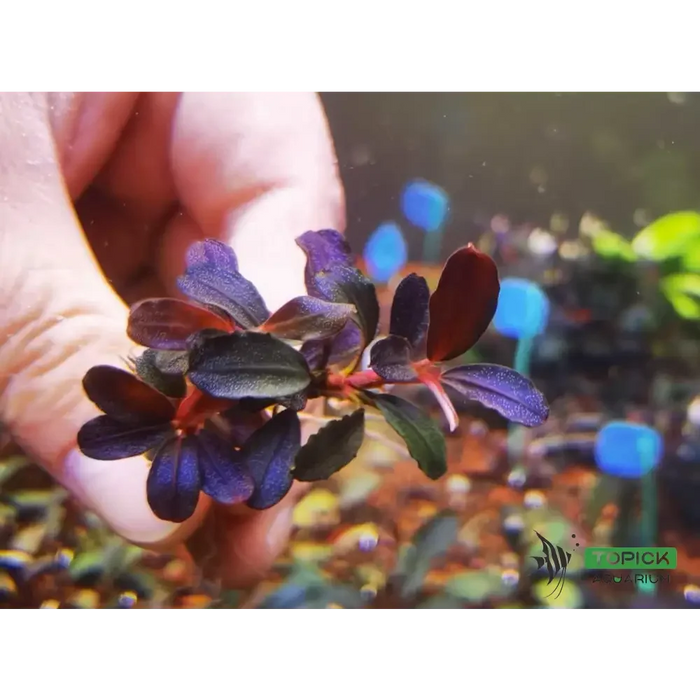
[0,94,202,546]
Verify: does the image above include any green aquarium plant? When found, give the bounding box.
[76,232,549,524]
[589,210,700,321]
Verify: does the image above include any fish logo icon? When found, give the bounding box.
[531,531,578,599]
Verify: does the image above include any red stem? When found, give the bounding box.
[346,369,386,391]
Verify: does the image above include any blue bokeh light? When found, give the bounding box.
[493,278,551,339]
[594,421,664,479]
[400,179,450,233]
[363,221,408,283]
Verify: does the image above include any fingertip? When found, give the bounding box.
[207,482,309,589]
[61,447,208,547]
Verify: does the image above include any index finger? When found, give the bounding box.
[161,92,345,311]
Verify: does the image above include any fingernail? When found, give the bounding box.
[266,505,294,554]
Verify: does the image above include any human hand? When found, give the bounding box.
[0,92,345,587]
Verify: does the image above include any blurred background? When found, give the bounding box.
[3,92,700,610]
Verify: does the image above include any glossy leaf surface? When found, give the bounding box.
[440,364,549,427]
[197,429,254,504]
[185,238,239,272]
[186,328,234,353]
[243,409,301,510]
[300,339,331,373]
[127,297,230,351]
[132,350,187,398]
[369,335,417,382]
[153,350,189,376]
[77,416,173,461]
[296,229,354,289]
[390,273,430,347]
[326,323,365,374]
[426,244,500,362]
[293,409,365,482]
[83,365,175,424]
[177,253,269,329]
[187,331,311,400]
[259,296,355,341]
[146,436,201,523]
[310,266,379,347]
[367,392,447,480]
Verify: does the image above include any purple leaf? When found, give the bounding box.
[390,273,430,348]
[309,266,379,347]
[327,322,365,374]
[185,238,239,272]
[440,364,549,427]
[301,326,364,375]
[369,335,417,382]
[259,296,355,341]
[147,436,202,523]
[243,409,301,510]
[300,339,331,372]
[296,229,354,289]
[82,365,175,424]
[196,429,254,505]
[177,261,269,330]
[127,297,231,351]
[77,416,173,461]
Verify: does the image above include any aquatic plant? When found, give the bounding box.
[589,210,700,321]
[77,231,549,524]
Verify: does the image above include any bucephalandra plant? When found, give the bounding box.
[77,230,550,524]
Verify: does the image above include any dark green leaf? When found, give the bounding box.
[365,392,447,480]
[154,349,189,375]
[398,510,459,598]
[187,331,311,401]
[133,349,187,398]
[293,409,365,482]
[259,296,355,341]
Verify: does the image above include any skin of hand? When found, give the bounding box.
[0,92,345,588]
